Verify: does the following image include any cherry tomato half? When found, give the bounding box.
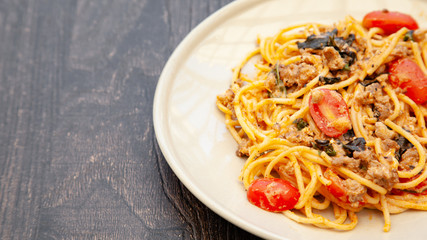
[362,10,419,35]
[388,58,427,104]
[309,89,351,138]
[247,178,300,212]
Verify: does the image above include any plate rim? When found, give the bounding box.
[153,0,280,239]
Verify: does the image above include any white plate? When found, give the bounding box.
[153,0,427,239]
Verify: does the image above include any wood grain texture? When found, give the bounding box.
[0,0,262,239]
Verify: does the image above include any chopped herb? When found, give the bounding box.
[342,64,351,71]
[269,63,287,98]
[312,139,336,156]
[404,30,414,41]
[395,136,414,161]
[275,63,281,85]
[343,137,366,157]
[319,76,341,84]
[293,118,308,130]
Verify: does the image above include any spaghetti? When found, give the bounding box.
[216,12,427,231]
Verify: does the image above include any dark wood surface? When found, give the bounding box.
[0,0,262,239]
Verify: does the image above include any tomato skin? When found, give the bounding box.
[309,89,351,138]
[324,168,349,203]
[247,178,300,212]
[391,175,427,196]
[388,58,427,104]
[362,10,419,35]
[323,168,367,205]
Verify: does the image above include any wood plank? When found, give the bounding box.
[0,0,262,239]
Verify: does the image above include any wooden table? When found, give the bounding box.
[0,0,262,239]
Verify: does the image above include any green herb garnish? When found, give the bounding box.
[312,139,336,157]
[342,64,351,71]
[404,30,414,41]
[275,63,280,85]
[293,118,308,130]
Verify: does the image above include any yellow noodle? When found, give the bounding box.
[217,15,427,232]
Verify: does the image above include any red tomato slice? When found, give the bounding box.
[362,10,419,35]
[388,58,427,104]
[324,168,367,205]
[247,178,300,212]
[391,175,427,196]
[324,168,349,203]
[309,89,351,138]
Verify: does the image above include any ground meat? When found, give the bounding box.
[331,156,361,173]
[355,86,375,105]
[389,44,411,59]
[279,62,318,88]
[380,139,399,152]
[342,178,367,203]
[283,127,314,147]
[366,160,398,190]
[264,71,277,92]
[375,122,397,140]
[355,82,393,120]
[217,89,235,110]
[332,141,346,157]
[236,138,251,157]
[374,65,387,76]
[353,148,376,164]
[402,117,418,133]
[369,83,393,120]
[373,100,393,120]
[335,148,398,190]
[322,47,346,71]
[399,147,419,171]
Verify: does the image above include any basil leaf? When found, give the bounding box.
[293,118,308,130]
[343,137,366,157]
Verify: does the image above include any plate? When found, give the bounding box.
[153,0,427,239]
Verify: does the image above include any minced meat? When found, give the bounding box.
[322,47,346,71]
[279,62,318,88]
[355,82,393,120]
[399,147,419,171]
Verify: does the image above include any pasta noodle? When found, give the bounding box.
[216,13,427,231]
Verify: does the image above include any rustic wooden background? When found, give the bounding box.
[0,0,262,239]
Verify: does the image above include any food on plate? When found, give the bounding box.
[216,10,427,231]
